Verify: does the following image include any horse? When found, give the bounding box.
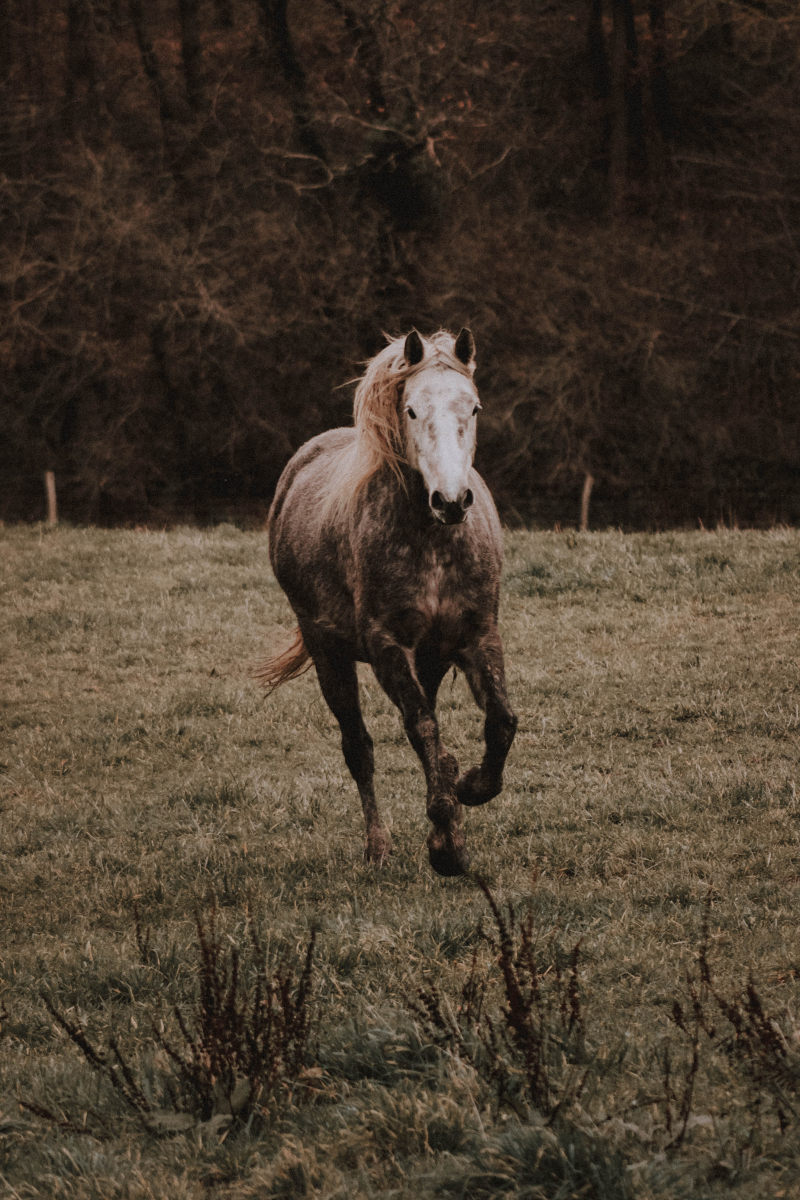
[258,327,517,876]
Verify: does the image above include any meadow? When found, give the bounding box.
[1,524,798,1199]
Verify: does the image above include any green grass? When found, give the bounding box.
[1,523,799,1198]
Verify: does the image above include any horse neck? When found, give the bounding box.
[399,461,429,514]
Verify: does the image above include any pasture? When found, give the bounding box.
[1,524,799,1198]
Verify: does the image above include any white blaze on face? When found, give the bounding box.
[402,368,480,523]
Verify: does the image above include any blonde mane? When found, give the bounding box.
[321,330,473,525]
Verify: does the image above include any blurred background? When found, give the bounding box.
[1,0,798,528]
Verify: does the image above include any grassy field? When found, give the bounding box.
[1,524,799,1199]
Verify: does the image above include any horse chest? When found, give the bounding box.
[394,543,456,606]
[422,557,471,620]
[374,548,480,651]
[421,557,447,612]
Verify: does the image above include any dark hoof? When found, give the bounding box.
[427,829,470,877]
[364,828,392,865]
[456,766,501,808]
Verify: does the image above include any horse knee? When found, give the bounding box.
[403,710,438,756]
[490,703,517,752]
[502,706,518,746]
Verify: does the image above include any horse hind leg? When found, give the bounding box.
[456,632,517,808]
[307,639,391,865]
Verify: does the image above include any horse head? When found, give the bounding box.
[400,328,481,525]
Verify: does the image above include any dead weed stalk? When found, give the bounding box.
[24,905,318,1136]
[412,877,589,1123]
[664,900,799,1146]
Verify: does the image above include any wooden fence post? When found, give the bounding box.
[580,472,594,532]
[44,470,57,525]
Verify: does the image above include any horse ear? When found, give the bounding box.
[403,329,424,366]
[454,327,476,366]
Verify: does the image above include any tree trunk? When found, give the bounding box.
[622,0,646,174]
[608,0,646,214]
[648,1,675,142]
[178,0,205,111]
[608,1,627,212]
[257,0,327,160]
[20,0,41,101]
[587,0,609,102]
[65,0,98,132]
[213,0,234,28]
[0,0,12,84]
[328,0,387,113]
[128,0,174,126]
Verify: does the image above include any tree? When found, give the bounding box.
[1,0,798,525]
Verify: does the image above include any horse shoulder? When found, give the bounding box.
[268,429,354,529]
[268,429,358,627]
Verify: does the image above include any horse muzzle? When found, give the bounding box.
[430,488,474,525]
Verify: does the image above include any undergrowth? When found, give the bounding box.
[22,906,318,1138]
[11,872,800,1196]
[4,526,800,1198]
[664,903,800,1148]
[413,877,590,1125]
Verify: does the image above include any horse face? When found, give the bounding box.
[402,371,481,525]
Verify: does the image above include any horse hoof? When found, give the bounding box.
[364,829,391,865]
[456,766,500,808]
[428,830,470,877]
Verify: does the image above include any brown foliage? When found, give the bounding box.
[1,1,798,525]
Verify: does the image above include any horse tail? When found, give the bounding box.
[254,626,312,694]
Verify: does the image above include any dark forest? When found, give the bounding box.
[2,0,799,528]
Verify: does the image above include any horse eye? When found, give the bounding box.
[406,407,417,420]
[472,405,481,417]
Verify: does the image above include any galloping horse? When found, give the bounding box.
[259,328,517,876]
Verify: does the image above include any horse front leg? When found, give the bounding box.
[369,637,468,877]
[456,630,517,808]
[416,648,461,793]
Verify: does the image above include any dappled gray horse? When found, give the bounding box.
[259,328,517,876]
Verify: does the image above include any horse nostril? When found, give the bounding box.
[462,489,474,509]
[431,490,445,511]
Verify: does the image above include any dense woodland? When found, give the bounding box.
[2,0,799,527]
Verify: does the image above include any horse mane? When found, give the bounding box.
[321,329,474,524]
